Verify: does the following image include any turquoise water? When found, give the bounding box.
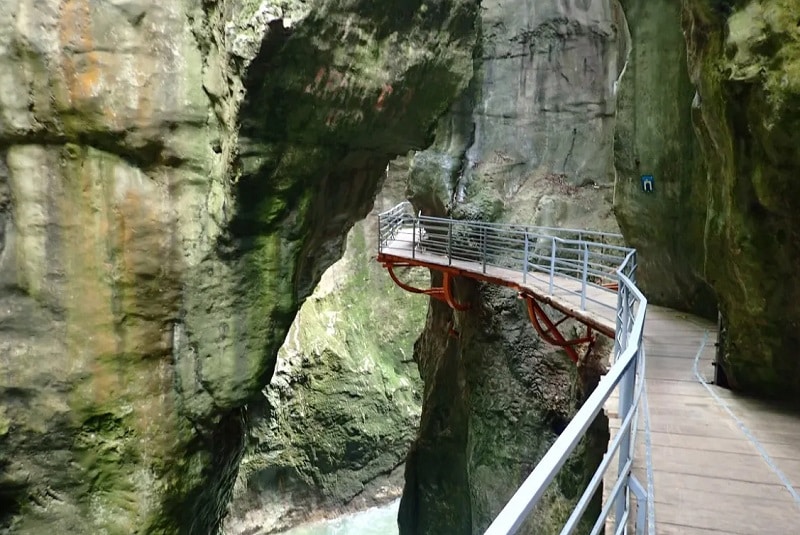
[278,500,399,535]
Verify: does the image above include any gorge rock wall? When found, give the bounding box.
[613,0,716,317]
[615,0,800,397]
[3,0,800,534]
[225,164,427,534]
[400,1,625,533]
[0,1,478,532]
[683,0,800,397]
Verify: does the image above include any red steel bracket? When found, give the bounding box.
[522,292,595,364]
[384,262,470,311]
[381,258,597,364]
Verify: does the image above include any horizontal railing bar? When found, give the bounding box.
[560,346,647,535]
[417,215,624,239]
[385,219,629,247]
[612,512,629,535]
[588,458,633,535]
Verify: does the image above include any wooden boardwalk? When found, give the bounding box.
[380,240,800,534]
[613,307,800,535]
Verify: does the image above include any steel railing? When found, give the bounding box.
[377,201,652,535]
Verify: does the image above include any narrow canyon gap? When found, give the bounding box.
[399,1,626,533]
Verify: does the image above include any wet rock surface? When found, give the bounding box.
[224,168,427,534]
[616,0,800,398]
[0,1,477,532]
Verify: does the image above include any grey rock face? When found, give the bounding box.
[613,0,716,316]
[465,0,628,194]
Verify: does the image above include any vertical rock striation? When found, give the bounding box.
[613,0,716,317]
[0,0,478,532]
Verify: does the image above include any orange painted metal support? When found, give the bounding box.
[442,271,470,311]
[386,263,444,299]
[379,253,603,365]
[385,262,470,311]
[522,293,595,364]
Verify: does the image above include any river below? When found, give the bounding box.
[277,499,399,535]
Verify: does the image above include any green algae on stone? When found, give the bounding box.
[682,0,800,396]
[0,407,9,437]
[618,0,800,397]
[1,0,479,532]
[226,195,427,532]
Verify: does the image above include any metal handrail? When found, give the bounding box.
[377,203,653,535]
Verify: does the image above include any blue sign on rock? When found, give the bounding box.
[641,175,654,193]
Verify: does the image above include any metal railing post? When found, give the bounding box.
[613,286,625,357]
[630,475,647,535]
[523,232,529,284]
[622,287,631,350]
[447,220,453,266]
[378,215,383,253]
[581,243,589,310]
[615,346,637,533]
[412,218,417,260]
[481,227,488,274]
[549,238,556,293]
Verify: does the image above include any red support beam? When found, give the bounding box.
[522,293,595,364]
[384,261,470,310]
[442,272,470,311]
[379,255,601,365]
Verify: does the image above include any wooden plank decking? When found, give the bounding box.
[380,240,800,534]
[620,307,800,534]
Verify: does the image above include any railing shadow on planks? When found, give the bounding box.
[376,201,653,535]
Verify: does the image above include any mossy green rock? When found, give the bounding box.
[616,0,800,397]
[0,0,478,533]
[685,0,800,396]
[225,171,427,533]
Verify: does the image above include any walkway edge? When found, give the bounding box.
[691,331,800,509]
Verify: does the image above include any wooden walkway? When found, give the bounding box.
[380,240,800,534]
[609,306,800,535]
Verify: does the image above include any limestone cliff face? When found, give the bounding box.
[616,0,800,397]
[613,0,716,317]
[225,166,426,534]
[400,1,624,533]
[0,1,477,532]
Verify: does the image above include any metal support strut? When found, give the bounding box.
[521,292,595,364]
[384,262,470,311]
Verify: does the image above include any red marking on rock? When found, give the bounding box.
[375,84,393,111]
